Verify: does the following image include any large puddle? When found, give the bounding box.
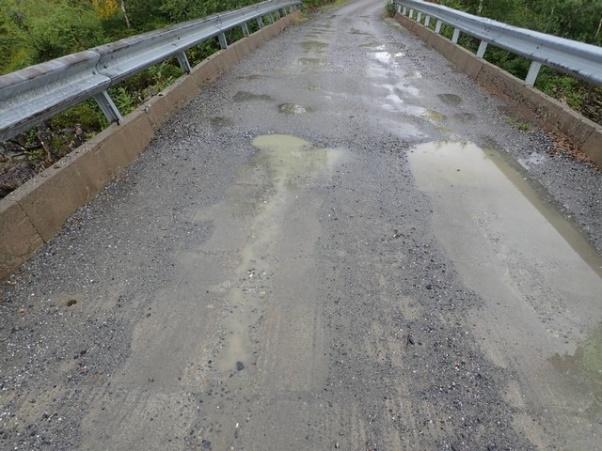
[409,140,602,438]
[214,135,344,372]
[409,141,602,278]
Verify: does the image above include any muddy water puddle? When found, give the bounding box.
[408,140,602,438]
[452,112,476,122]
[233,91,273,102]
[300,40,329,52]
[278,103,312,114]
[437,93,463,106]
[408,141,602,277]
[212,135,345,372]
[349,28,374,36]
[297,57,324,67]
[209,116,233,128]
[550,324,602,417]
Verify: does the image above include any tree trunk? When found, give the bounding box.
[596,15,602,39]
[120,0,131,28]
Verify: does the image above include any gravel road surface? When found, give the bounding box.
[1,0,601,449]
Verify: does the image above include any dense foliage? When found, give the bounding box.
[0,0,266,74]
[436,0,602,123]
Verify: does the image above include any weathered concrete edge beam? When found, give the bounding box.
[0,11,301,281]
[394,13,602,168]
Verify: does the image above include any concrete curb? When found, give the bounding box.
[394,13,602,167]
[0,11,301,280]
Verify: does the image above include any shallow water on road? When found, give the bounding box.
[409,140,602,447]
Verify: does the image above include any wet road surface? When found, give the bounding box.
[1,0,601,449]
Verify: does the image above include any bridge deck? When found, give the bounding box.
[1,0,601,449]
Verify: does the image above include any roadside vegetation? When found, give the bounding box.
[434,0,602,126]
[0,0,270,197]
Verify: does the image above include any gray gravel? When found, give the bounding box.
[0,0,600,450]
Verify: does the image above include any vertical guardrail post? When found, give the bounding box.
[218,32,228,49]
[417,12,422,23]
[476,41,488,58]
[402,6,407,15]
[176,51,192,73]
[424,15,431,27]
[94,91,122,124]
[257,16,264,28]
[525,61,542,86]
[452,28,460,43]
[409,9,414,19]
[435,20,442,33]
[241,22,250,36]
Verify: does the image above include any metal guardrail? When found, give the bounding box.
[394,0,602,88]
[0,0,301,141]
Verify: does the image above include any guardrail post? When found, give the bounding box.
[409,9,414,19]
[476,40,488,58]
[452,28,460,43]
[218,32,228,49]
[435,20,442,33]
[402,6,407,15]
[94,91,122,124]
[424,15,431,27]
[176,51,191,73]
[525,61,542,86]
[417,12,422,23]
[257,16,264,28]
[241,22,250,36]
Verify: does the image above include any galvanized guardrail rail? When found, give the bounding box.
[394,0,602,88]
[0,0,301,142]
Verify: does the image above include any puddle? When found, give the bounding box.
[409,142,602,445]
[233,91,273,102]
[349,28,374,36]
[301,40,329,52]
[298,57,323,66]
[437,93,463,106]
[452,112,476,122]
[209,116,233,127]
[550,325,602,417]
[424,110,447,122]
[372,51,393,65]
[236,74,267,80]
[214,135,345,372]
[518,152,546,169]
[408,141,602,278]
[278,103,311,114]
[359,42,381,48]
[394,85,419,98]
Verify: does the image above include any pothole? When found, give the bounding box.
[232,91,273,102]
[437,93,463,106]
[278,103,311,114]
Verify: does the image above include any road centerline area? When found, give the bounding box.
[1,0,600,450]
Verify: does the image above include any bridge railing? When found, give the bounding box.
[0,0,301,142]
[394,0,602,88]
